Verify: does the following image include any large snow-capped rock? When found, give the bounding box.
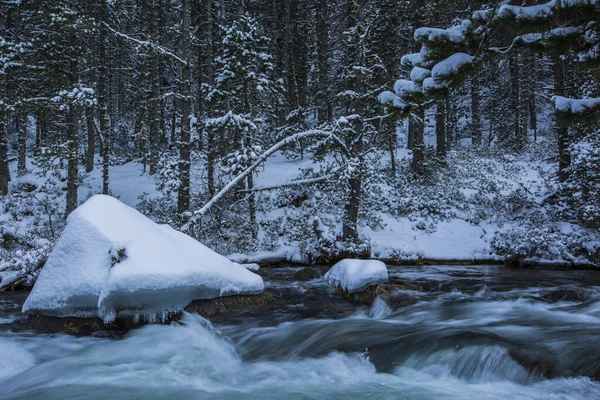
[22,195,264,322]
[324,259,388,293]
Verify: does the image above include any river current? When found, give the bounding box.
[1,265,600,399]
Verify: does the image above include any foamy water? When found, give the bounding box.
[1,265,599,399]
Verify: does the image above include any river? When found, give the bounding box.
[1,265,600,399]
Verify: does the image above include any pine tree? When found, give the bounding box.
[204,12,282,243]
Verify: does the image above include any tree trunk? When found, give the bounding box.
[388,118,396,173]
[66,61,79,217]
[247,172,257,244]
[0,113,9,195]
[445,97,453,151]
[471,73,482,146]
[35,110,43,152]
[207,128,216,197]
[17,112,26,176]
[552,56,570,181]
[148,6,161,175]
[98,0,109,194]
[510,53,527,149]
[436,100,446,158]
[86,108,95,172]
[203,0,216,197]
[342,119,363,243]
[527,53,537,141]
[177,0,191,213]
[411,106,425,174]
[343,176,362,243]
[407,117,414,150]
[316,0,331,123]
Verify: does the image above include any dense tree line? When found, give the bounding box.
[0,0,598,265]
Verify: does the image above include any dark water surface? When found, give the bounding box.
[1,265,600,399]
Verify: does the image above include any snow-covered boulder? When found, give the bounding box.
[324,259,388,293]
[22,195,264,323]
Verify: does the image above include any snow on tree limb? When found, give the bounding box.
[185,130,350,226]
[103,23,187,65]
[236,174,336,193]
[553,96,600,114]
[380,0,599,117]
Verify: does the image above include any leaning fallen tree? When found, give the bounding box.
[183,129,351,231]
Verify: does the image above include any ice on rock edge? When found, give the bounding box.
[234,263,260,271]
[324,259,388,293]
[22,195,265,323]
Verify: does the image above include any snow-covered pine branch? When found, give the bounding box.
[381,0,600,117]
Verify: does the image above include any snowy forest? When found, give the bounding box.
[0,0,599,285]
[2,1,600,399]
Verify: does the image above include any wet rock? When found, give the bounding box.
[508,348,557,379]
[24,293,277,336]
[185,292,278,318]
[541,289,586,303]
[293,267,322,281]
[375,282,423,309]
[26,313,147,337]
[332,279,424,306]
[377,280,422,294]
[333,284,378,306]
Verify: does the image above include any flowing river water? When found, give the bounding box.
[1,265,600,399]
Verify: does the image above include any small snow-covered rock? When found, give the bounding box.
[22,195,264,323]
[324,259,388,293]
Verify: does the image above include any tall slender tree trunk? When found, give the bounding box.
[552,56,570,181]
[0,113,9,195]
[436,100,446,158]
[66,61,79,217]
[411,106,425,174]
[247,173,257,244]
[510,53,527,149]
[316,0,331,123]
[445,97,453,151]
[148,6,161,175]
[35,110,43,152]
[388,118,396,173]
[407,117,415,150]
[471,73,482,146]
[170,107,176,145]
[98,0,109,194]
[203,0,216,197]
[17,113,26,176]
[343,118,363,243]
[86,108,95,172]
[277,0,292,124]
[177,0,191,213]
[527,53,537,141]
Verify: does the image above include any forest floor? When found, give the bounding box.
[2,138,597,293]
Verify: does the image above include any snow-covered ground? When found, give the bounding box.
[2,137,597,290]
